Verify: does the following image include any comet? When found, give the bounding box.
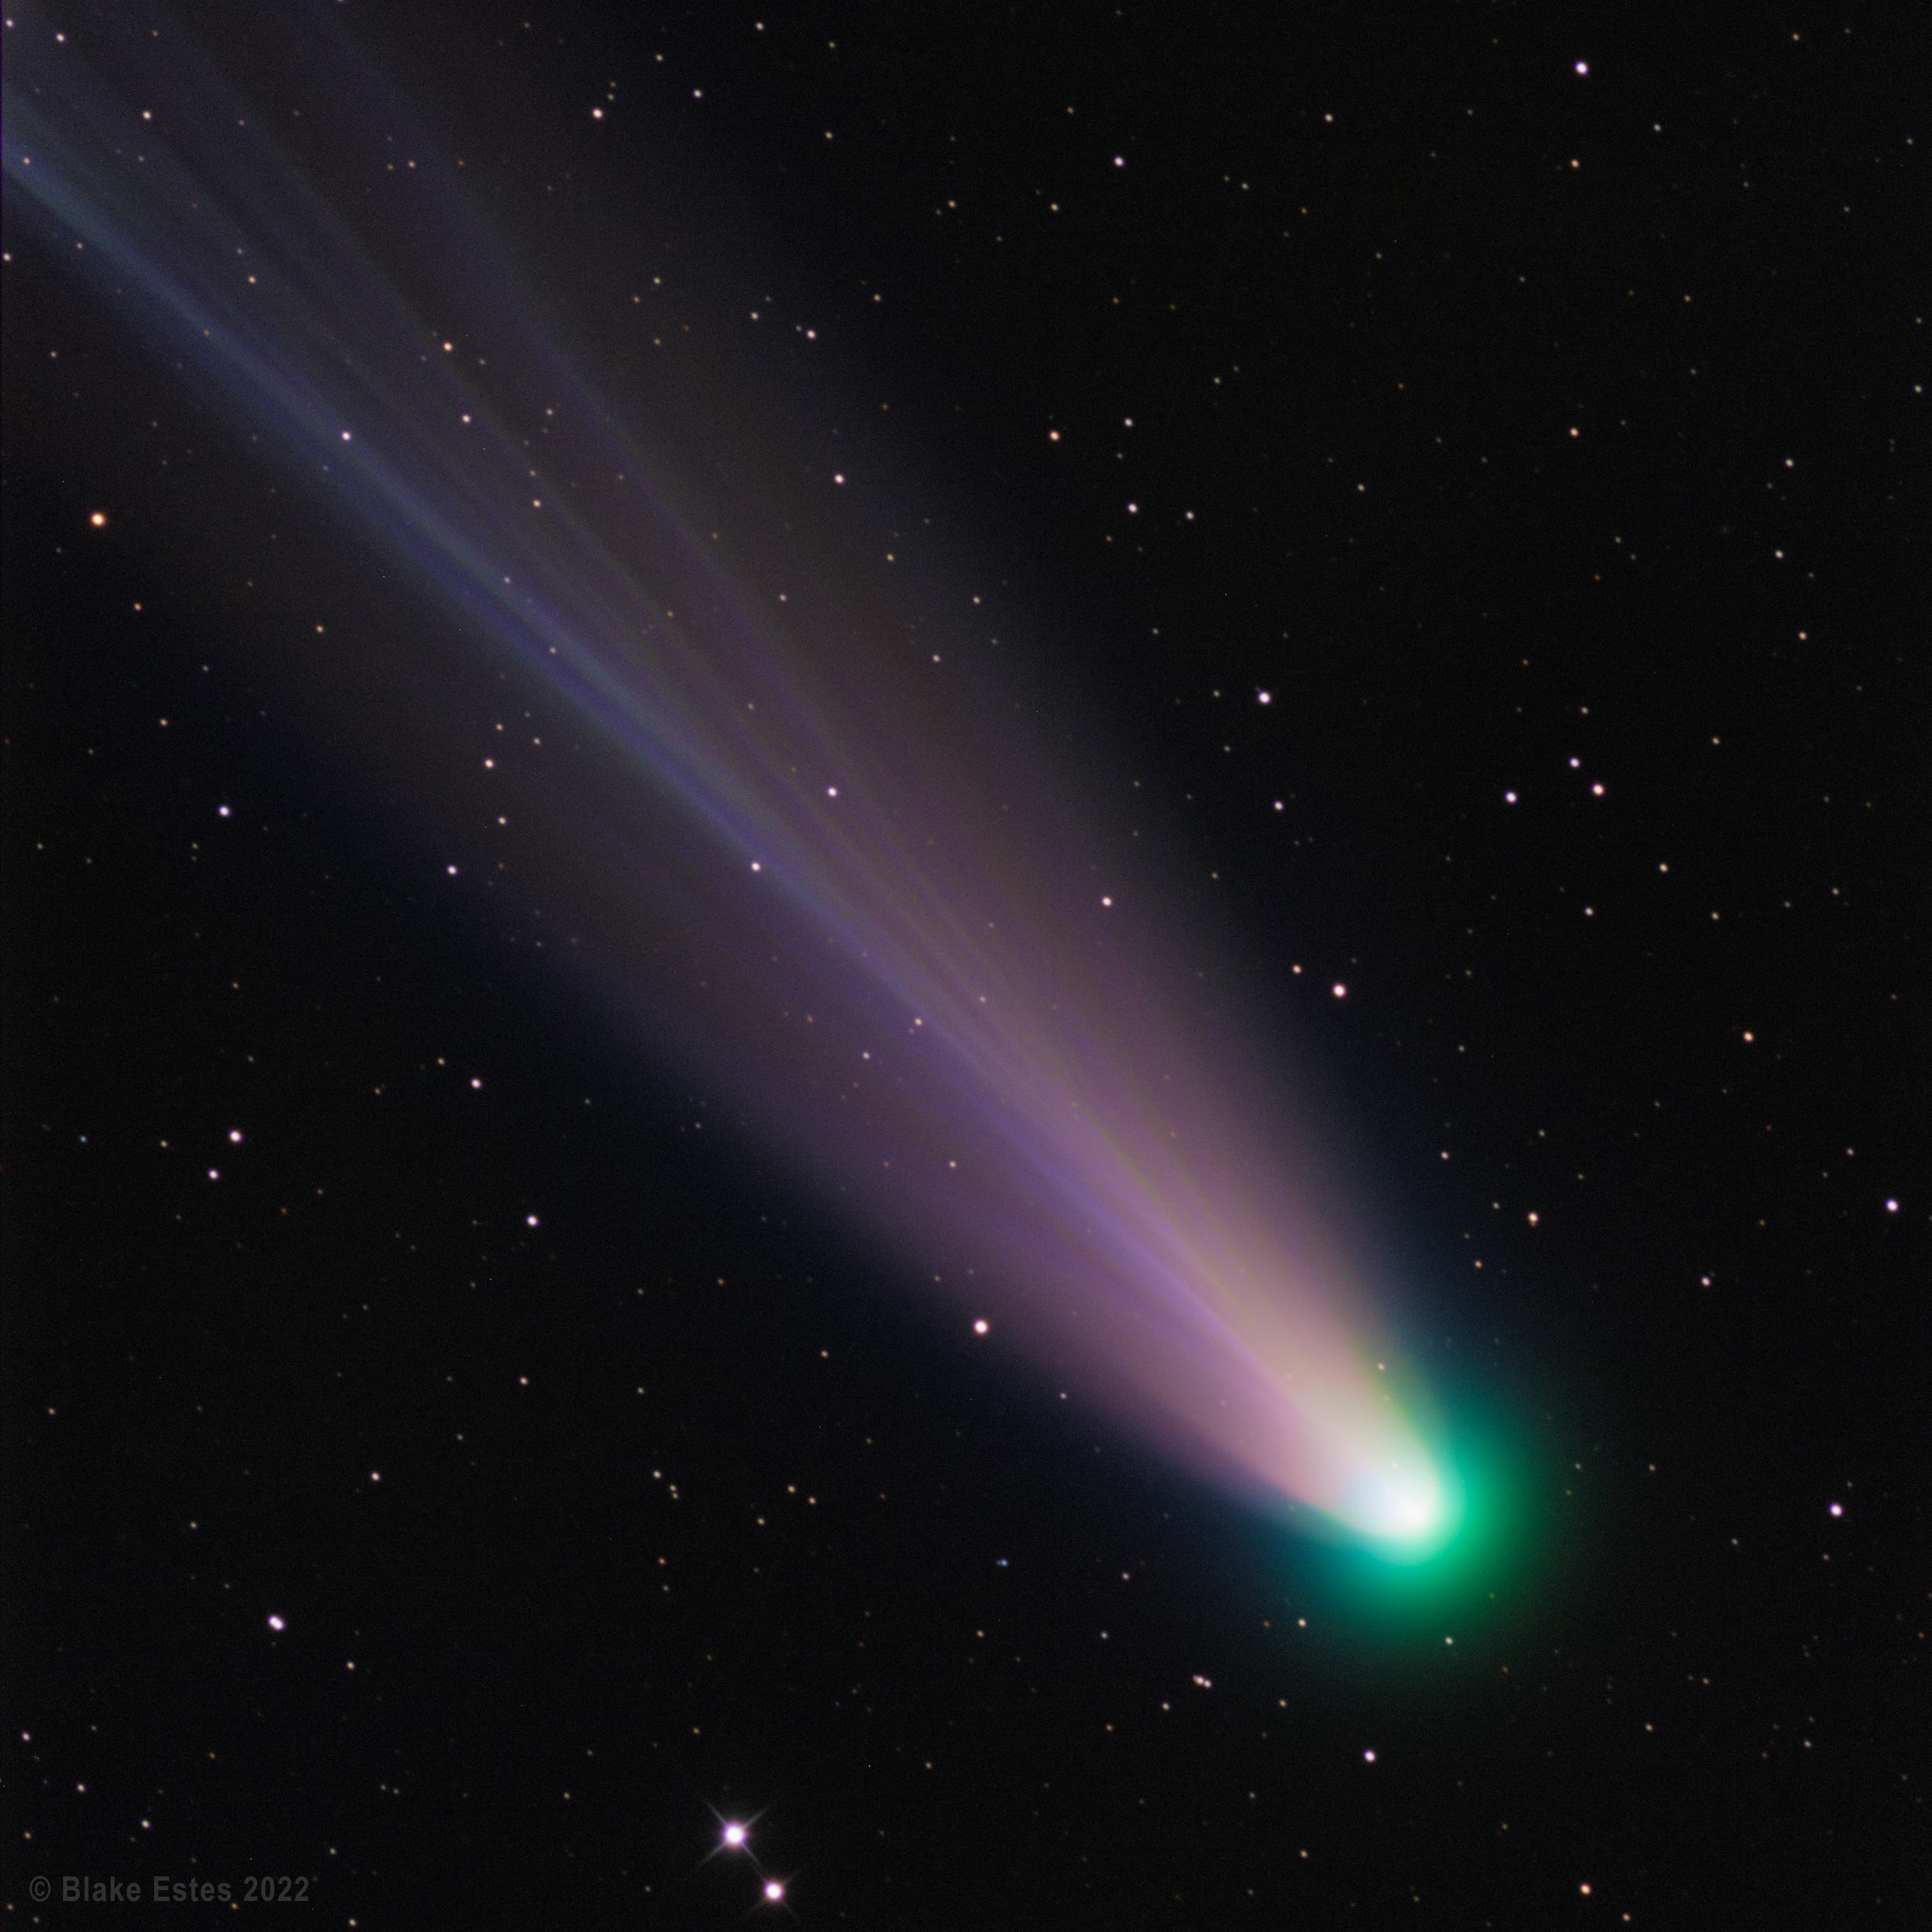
[5,10,1459,1556]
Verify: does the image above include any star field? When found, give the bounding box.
[5,3,1926,1926]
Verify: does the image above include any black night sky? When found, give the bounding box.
[5,4,1927,1926]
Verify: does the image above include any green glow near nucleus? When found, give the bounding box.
[1276,1385,1542,1641]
